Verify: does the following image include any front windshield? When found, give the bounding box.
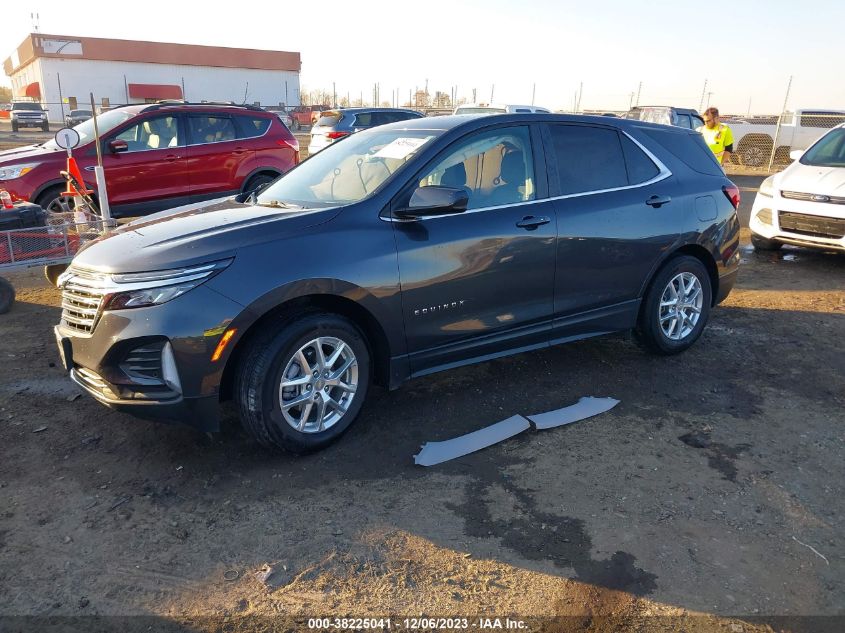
[13,102,44,111]
[43,109,135,149]
[256,127,443,208]
[800,128,845,168]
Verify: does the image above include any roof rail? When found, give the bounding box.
[142,100,265,113]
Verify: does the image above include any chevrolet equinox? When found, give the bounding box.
[55,114,741,452]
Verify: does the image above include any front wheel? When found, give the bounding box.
[751,234,783,251]
[636,256,712,355]
[235,312,371,453]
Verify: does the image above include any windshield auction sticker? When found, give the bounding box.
[374,137,431,159]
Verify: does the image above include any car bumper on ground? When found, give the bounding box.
[749,193,845,251]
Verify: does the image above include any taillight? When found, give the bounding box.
[722,183,740,210]
[326,131,350,140]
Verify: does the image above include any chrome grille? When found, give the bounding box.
[781,190,845,205]
[60,267,108,334]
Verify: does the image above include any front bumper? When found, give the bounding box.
[55,284,245,431]
[750,192,845,251]
[12,118,47,128]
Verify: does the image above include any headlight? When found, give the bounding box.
[60,259,233,311]
[0,162,41,180]
[758,175,775,198]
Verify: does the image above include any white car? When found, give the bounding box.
[749,123,845,252]
[453,103,550,115]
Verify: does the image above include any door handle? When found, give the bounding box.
[516,215,551,230]
[165,155,181,162]
[231,147,247,154]
[646,195,671,208]
[84,166,96,172]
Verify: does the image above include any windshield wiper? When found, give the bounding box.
[255,199,302,210]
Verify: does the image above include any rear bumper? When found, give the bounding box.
[716,268,738,304]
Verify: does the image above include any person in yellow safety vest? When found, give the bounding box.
[697,107,734,166]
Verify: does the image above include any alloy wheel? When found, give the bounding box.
[659,272,703,341]
[278,336,358,433]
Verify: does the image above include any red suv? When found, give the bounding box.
[0,102,299,217]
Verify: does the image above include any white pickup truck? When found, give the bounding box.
[727,109,845,167]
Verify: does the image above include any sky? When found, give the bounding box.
[2,0,844,114]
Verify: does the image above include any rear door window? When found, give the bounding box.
[547,124,628,194]
[186,115,237,145]
[315,111,343,127]
[235,115,271,139]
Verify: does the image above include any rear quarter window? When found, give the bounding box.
[641,127,724,176]
[235,115,271,139]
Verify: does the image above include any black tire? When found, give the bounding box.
[35,186,74,215]
[11,122,18,133]
[636,255,712,355]
[750,234,783,251]
[290,119,299,131]
[44,263,69,287]
[0,277,15,315]
[243,173,277,195]
[235,312,371,453]
[42,123,50,132]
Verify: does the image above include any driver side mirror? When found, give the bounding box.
[394,186,469,219]
[108,139,128,154]
[789,149,803,161]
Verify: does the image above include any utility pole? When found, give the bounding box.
[768,75,793,171]
[698,78,708,112]
[628,91,635,109]
[576,81,583,113]
[472,88,476,103]
[531,83,536,106]
[746,97,751,116]
[635,81,642,107]
[705,91,714,108]
[333,82,336,108]
[490,84,495,103]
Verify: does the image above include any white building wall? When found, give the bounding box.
[31,58,301,122]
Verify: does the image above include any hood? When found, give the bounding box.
[71,198,340,273]
[0,144,64,165]
[778,162,845,195]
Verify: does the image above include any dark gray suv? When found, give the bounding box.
[55,114,740,452]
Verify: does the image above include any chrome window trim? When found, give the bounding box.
[385,128,671,222]
[184,114,273,147]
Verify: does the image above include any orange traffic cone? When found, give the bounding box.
[62,156,94,197]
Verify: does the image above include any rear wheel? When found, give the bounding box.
[243,173,277,196]
[750,234,783,251]
[235,312,371,453]
[290,119,300,131]
[0,277,15,314]
[636,255,712,355]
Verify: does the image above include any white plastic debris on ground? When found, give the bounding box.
[527,396,620,430]
[414,415,531,467]
[414,397,620,466]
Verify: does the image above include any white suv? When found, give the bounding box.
[749,123,845,252]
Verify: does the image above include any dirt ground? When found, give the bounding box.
[0,176,843,632]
